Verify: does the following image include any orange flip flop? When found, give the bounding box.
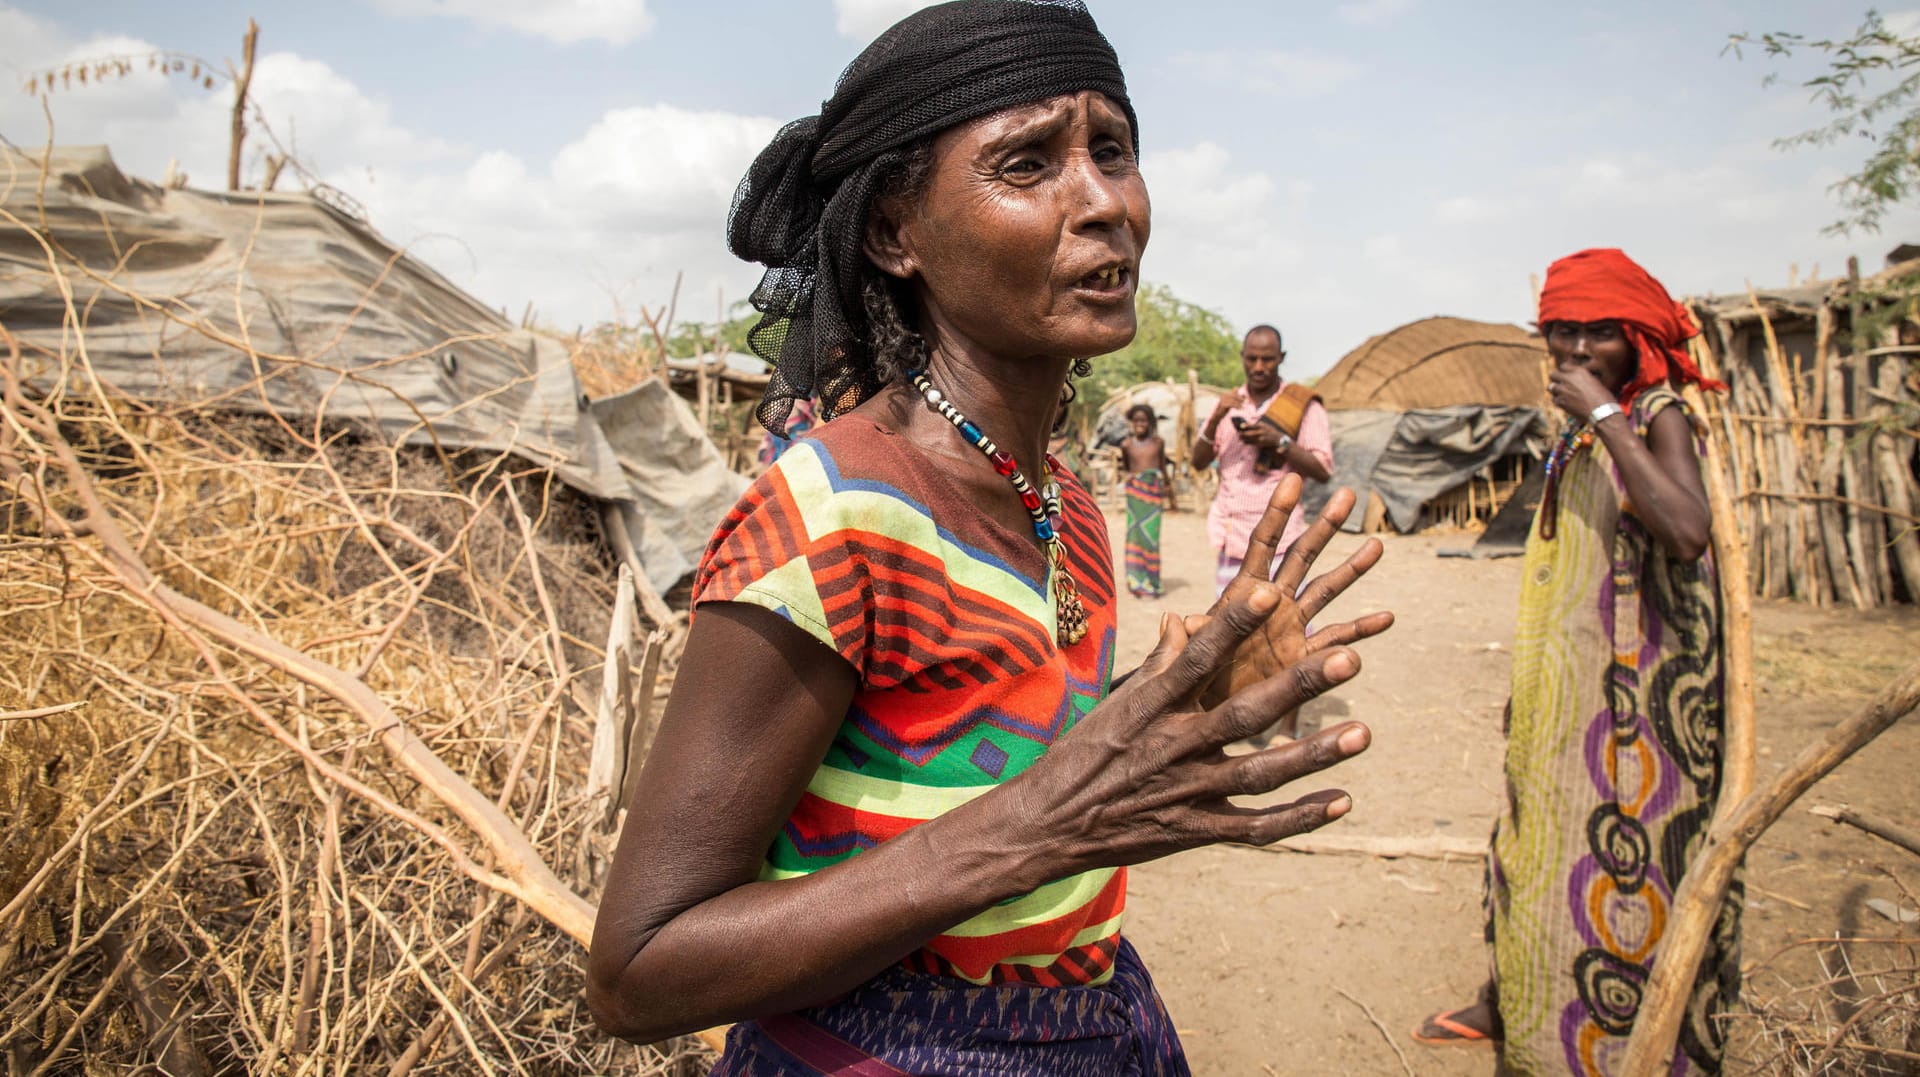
[1411,1009,1496,1048]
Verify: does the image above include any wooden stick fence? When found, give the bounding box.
[1684,259,1920,609]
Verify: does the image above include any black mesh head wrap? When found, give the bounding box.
[728,0,1138,435]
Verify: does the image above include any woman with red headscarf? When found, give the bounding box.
[1415,250,1739,1075]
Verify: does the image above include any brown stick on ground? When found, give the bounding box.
[1619,660,1920,1077]
[1247,832,1486,861]
[1809,803,1920,860]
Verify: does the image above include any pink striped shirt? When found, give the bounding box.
[1205,384,1333,557]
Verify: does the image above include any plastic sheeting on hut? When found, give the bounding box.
[1305,317,1549,532]
[1307,407,1546,533]
[0,145,742,593]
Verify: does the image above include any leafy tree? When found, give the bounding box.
[1731,10,1920,235]
[1077,282,1243,419]
[1097,283,1243,386]
[667,304,760,357]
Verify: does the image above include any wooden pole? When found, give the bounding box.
[1871,353,1920,598]
[227,19,259,191]
[1815,306,1867,607]
[587,564,638,827]
[1847,256,1890,604]
[1620,660,1920,1076]
[1746,289,1818,603]
[1685,364,1757,811]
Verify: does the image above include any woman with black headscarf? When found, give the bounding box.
[587,3,1394,1071]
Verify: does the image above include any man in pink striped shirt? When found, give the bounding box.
[1192,325,1334,597]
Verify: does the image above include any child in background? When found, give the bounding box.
[1119,403,1173,598]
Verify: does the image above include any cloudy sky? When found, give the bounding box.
[3,0,1914,375]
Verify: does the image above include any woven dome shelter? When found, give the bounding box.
[1315,316,1548,411]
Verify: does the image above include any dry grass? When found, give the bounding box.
[568,322,664,401]
[0,174,709,1072]
[0,378,709,1074]
[1726,872,1920,1075]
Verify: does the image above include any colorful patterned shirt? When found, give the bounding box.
[692,416,1122,987]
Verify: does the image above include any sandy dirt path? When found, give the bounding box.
[1099,503,1920,1076]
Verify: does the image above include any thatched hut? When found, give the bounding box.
[1310,317,1549,533]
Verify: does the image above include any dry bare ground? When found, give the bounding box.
[1109,507,1920,1077]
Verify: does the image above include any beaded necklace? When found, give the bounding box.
[907,369,1089,646]
[1537,417,1598,541]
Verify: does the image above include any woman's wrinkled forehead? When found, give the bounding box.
[931,91,1134,159]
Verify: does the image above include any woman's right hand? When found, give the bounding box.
[997,582,1372,872]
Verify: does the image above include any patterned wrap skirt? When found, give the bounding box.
[711,938,1189,1076]
[1123,469,1166,598]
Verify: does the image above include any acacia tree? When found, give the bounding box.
[1731,10,1920,235]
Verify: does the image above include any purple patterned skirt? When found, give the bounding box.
[710,938,1189,1076]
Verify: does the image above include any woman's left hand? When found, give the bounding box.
[1548,364,1617,419]
[1196,476,1394,710]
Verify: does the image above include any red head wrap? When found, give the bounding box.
[1537,248,1725,409]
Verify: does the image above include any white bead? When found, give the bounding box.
[925,388,942,405]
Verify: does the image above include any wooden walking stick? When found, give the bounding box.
[1620,660,1920,1075]
[1613,336,1761,1075]
[1685,338,1757,809]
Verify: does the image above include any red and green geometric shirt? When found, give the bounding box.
[692,415,1122,987]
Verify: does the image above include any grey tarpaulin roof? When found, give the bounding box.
[0,145,741,592]
[1304,406,1546,532]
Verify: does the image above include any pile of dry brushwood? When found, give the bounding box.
[0,329,710,1074]
[1730,899,1920,1076]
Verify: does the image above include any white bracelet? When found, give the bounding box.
[1588,402,1624,426]
[1197,431,1214,445]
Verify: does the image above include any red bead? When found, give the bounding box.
[1020,488,1043,512]
[989,450,1016,476]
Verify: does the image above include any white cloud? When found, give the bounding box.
[1137,141,1316,338]
[1334,0,1417,27]
[1881,9,1920,39]
[367,0,653,45]
[1170,49,1362,98]
[1436,194,1501,224]
[2,14,782,334]
[310,102,782,332]
[1362,233,1403,264]
[833,0,943,41]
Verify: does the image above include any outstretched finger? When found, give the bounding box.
[1146,584,1286,710]
[1303,611,1396,654]
[1272,487,1357,594]
[1294,535,1384,623]
[1236,474,1303,585]
[1203,647,1361,745]
[1212,721,1372,801]
[1189,788,1356,847]
[1130,612,1193,685]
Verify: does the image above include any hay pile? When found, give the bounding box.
[0,329,710,1073]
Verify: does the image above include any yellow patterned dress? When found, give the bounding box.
[1487,387,1739,1075]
